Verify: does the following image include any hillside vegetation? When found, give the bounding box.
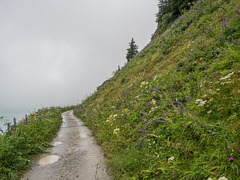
[74,0,240,179]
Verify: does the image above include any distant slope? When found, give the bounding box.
[74,0,240,179]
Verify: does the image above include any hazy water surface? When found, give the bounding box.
[0,111,30,132]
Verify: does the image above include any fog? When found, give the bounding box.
[0,0,158,116]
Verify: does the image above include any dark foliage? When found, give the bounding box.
[126,38,138,62]
[156,0,196,24]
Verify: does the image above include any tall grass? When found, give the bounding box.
[74,0,240,179]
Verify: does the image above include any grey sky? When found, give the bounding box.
[0,0,158,113]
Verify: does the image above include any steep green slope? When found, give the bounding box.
[74,0,240,179]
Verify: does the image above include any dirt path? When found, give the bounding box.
[21,110,111,180]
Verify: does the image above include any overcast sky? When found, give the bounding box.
[0,0,158,114]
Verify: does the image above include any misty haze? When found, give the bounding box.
[0,0,157,128]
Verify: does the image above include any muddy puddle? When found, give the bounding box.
[38,155,60,166]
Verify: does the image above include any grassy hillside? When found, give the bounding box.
[74,0,240,179]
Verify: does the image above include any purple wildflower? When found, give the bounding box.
[178,104,183,116]
[229,157,234,162]
[162,113,166,118]
[232,38,239,47]
[39,116,42,122]
[25,114,28,125]
[139,129,144,134]
[151,88,163,95]
[137,138,145,150]
[221,34,225,41]
[172,118,175,124]
[166,84,171,93]
[155,120,167,123]
[220,6,227,11]
[235,9,240,16]
[145,103,152,107]
[221,15,227,28]
[142,123,150,134]
[98,111,102,118]
[212,133,216,135]
[189,73,192,80]
[7,123,10,134]
[172,101,183,105]
[13,117,16,126]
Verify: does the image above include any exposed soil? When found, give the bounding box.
[21,110,111,180]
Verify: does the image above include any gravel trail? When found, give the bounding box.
[21,110,111,180]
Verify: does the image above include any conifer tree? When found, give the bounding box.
[156,0,196,23]
[126,38,138,62]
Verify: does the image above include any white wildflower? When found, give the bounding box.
[140,81,148,88]
[195,99,202,103]
[151,99,157,105]
[113,128,120,135]
[218,177,228,180]
[207,178,213,180]
[123,108,130,115]
[195,99,207,107]
[149,107,155,114]
[220,72,234,80]
[207,110,212,114]
[106,114,118,123]
[198,100,207,107]
[202,94,208,98]
[168,157,174,161]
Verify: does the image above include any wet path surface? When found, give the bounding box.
[21,110,111,180]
